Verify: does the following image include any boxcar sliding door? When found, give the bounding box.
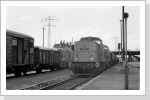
[17,38,23,64]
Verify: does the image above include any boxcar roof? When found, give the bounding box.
[34,46,47,50]
[34,46,56,50]
[6,29,34,40]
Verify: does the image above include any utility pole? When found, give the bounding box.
[41,16,58,48]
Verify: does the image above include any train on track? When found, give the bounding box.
[69,36,119,75]
[6,30,119,76]
[6,30,73,76]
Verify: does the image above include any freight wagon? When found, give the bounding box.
[6,30,73,76]
[6,30,35,76]
[57,48,73,69]
[34,46,54,73]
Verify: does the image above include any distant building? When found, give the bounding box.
[53,40,72,50]
[53,44,61,48]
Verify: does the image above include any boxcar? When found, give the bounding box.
[6,30,34,76]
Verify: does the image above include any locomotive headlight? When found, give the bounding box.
[74,55,78,61]
[90,55,94,60]
[75,58,78,61]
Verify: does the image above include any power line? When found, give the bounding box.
[41,16,58,48]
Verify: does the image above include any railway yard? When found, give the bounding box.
[4,5,142,93]
[6,62,140,90]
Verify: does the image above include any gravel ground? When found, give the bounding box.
[82,62,140,90]
[6,69,74,90]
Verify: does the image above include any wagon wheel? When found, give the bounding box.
[15,68,21,76]
[23,68,27,75]
[36,67,40,74]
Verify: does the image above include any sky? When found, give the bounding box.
[6,6,140,51]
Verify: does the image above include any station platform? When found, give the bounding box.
[82,62,140,90]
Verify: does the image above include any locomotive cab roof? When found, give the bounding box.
[104,45,109,50]
[80,36,103,44]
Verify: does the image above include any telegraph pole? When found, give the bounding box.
[41,16,58,48]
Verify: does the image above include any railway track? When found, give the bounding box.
[39,75,94,90]
[20,74,95,90]
[6,69,55,79]
[20,74,77,90]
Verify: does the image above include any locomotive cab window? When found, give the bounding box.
[94,40,101,44]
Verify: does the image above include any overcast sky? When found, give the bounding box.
[6,6,140,51]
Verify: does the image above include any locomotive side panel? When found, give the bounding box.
[99,44,104,63]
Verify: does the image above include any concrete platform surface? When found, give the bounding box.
[82,62,140,90]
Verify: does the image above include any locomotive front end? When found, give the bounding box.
[71,39,100,75]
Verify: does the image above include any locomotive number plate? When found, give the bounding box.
[80,48,89,50]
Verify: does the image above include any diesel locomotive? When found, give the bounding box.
[70,36,119,75]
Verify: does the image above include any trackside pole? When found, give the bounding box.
[124,12,129,90]
[122,6,129,90]
[122,6,125,74]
